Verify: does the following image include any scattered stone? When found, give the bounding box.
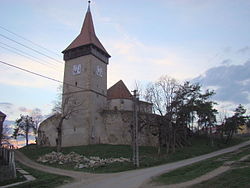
[37,151,130,168]
[77,164,86,169]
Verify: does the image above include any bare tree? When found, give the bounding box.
[145,76,179,115]
[53,95,82,152]
[144,75,179,154]
[30,108,43,145]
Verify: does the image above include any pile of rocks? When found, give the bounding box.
[37,151,130,168]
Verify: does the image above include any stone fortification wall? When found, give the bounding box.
[102,110,157,146]
[107,99,133,111]
[38,110,157,147]
[38,115,59,146]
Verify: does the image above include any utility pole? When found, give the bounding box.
[132,90,139,167]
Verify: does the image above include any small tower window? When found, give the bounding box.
[75,82,78,86]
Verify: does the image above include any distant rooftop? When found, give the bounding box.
[107,80,132,100]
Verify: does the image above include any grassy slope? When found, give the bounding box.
[20,136,246,173]
[153,145,250,186]
[192,167,250,188]
[152,158,223,185]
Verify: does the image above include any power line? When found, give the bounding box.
[0,25,61,57]
[0,60,84,90]
[0,42,59,69]
[0,45,55,69]
[0,33,63,64]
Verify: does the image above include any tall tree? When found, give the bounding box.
[144,76,217,153]
[144,75,179,154]
[13,115,35,146]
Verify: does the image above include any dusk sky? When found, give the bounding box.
[0,0,250,122]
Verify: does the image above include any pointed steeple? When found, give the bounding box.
[63,1,110,58]
[87,0,91,12]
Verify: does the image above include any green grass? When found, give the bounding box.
[227,146,250,161]
[152,158,223,185]
[152,145,250,186]
[191,167,250,188]
[19,136,247,173]
[11,162,72,188]
[0,171,25,186]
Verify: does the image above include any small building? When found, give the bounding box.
[237,124,250,134]
[0,111,6,146]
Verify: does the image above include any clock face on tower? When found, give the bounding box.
[72,64,81,75]
[96,65,103,77]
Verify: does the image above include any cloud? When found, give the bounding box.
[0,102,13,109]
[0,103,15,116]
[193,60,250,107]
[220,59,232,65]
[0,53,63,89]
[0,102,45,121]
[103,21,198,89]
[238,46,250,55]
[18,107,33,113]
[106,37,182,88]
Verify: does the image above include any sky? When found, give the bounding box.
[0,0,250,123]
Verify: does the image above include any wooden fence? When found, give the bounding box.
[0,146,16,181]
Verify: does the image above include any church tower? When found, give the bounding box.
[61,2,110,146]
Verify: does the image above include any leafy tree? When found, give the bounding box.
[13,115,35,146]
[144,76,217,153]
[172,82,217,146]
[222,104,248,144]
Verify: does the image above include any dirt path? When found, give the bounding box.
[15,140,250,188]
[15,150,109,184]
[141,166,231,188]
[141,145,250,188]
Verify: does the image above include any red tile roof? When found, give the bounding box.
[107,80,132,100]
[63,6,110,56]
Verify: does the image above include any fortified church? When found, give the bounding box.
[38,3,155,147]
